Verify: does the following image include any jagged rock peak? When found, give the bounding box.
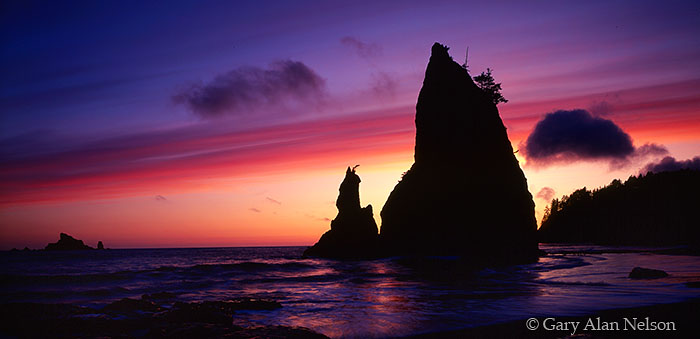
[379,42,539,262]
[336,166,361,213]
[431,42,451,60]
[303,166,379,259]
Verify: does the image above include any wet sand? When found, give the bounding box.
[406,297,700,339]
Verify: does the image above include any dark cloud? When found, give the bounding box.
[249,208,261,213]
[266,197,282,205]
[154,195,167,202]
[174,60,326,118]
[340,36,382,59]
[523,109,667,167]
[642,156,700,173]
[535,187,555,201]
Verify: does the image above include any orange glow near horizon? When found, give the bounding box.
[2,82,699,249]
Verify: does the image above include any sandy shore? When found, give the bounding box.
[405,297,700,338]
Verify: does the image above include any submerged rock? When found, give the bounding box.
[163,301,235,324]
[44,233,94,251]
[103,298,161,313]
[0,301,327,338]
[227,297,282,310]
[303,166,379,259]
[629,267,669,279]
[141,292,177,301]
[379,43,538,262]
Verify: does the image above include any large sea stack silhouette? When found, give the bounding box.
[303,166,379,258]
[379,43,538,261]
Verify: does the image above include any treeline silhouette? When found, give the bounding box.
[538,169,700,247]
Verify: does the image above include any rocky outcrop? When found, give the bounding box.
[0,299,328,339]
[44,233,94,251]
[303,167,379,259]
[97,241,105,250]
[629,267,669,279]
[379,43,538,262]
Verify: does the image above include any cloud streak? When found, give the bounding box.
[370,72,398,99]
[535,187,555,201]
[0,106,414,206]
[174,60,326,118]
[266,197,282,205]
[522,109,667,167]
[340,36,382,59]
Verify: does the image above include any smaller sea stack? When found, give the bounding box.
[45,233,94,251]
[303,167,379,259]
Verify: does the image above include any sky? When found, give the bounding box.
[1,0,699,249]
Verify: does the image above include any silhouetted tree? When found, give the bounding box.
[539,169,700,247]
[473,68,508,105]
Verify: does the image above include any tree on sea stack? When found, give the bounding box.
[473,68,508,105]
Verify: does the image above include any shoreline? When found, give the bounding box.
[3,245,699,338]
[405,297,700,338]
[2,297,699,338]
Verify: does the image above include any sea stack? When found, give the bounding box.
[379,43,539,262]
[45,233,94,251]
[303,166,379,259]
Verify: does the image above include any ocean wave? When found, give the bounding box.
[0,261,317,285]
[535,280,611,286]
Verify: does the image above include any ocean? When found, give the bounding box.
[1,245,699,338]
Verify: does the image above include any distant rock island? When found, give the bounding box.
[305,43,539,262]
[44,233,105,251]
[538,169,700,247]
[303,166,379,259]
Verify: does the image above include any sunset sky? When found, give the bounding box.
[2,0,699,249]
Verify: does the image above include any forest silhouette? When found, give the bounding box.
[538,169,700,247]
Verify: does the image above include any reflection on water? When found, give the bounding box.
[1,245,699,338]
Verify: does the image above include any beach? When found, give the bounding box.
[1,245,699,337]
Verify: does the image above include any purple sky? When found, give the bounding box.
[3,1,698,137]
[1,0,699,247]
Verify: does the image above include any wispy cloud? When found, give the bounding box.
[249,207,261,213]
[0,106,414,206]
[174,60,326,118]
[305,213,331,222]
[340,36,382,59]
[266,197,282,205]
[370,72,398,99]
[154,195,167,202]
[535,187,555,201]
